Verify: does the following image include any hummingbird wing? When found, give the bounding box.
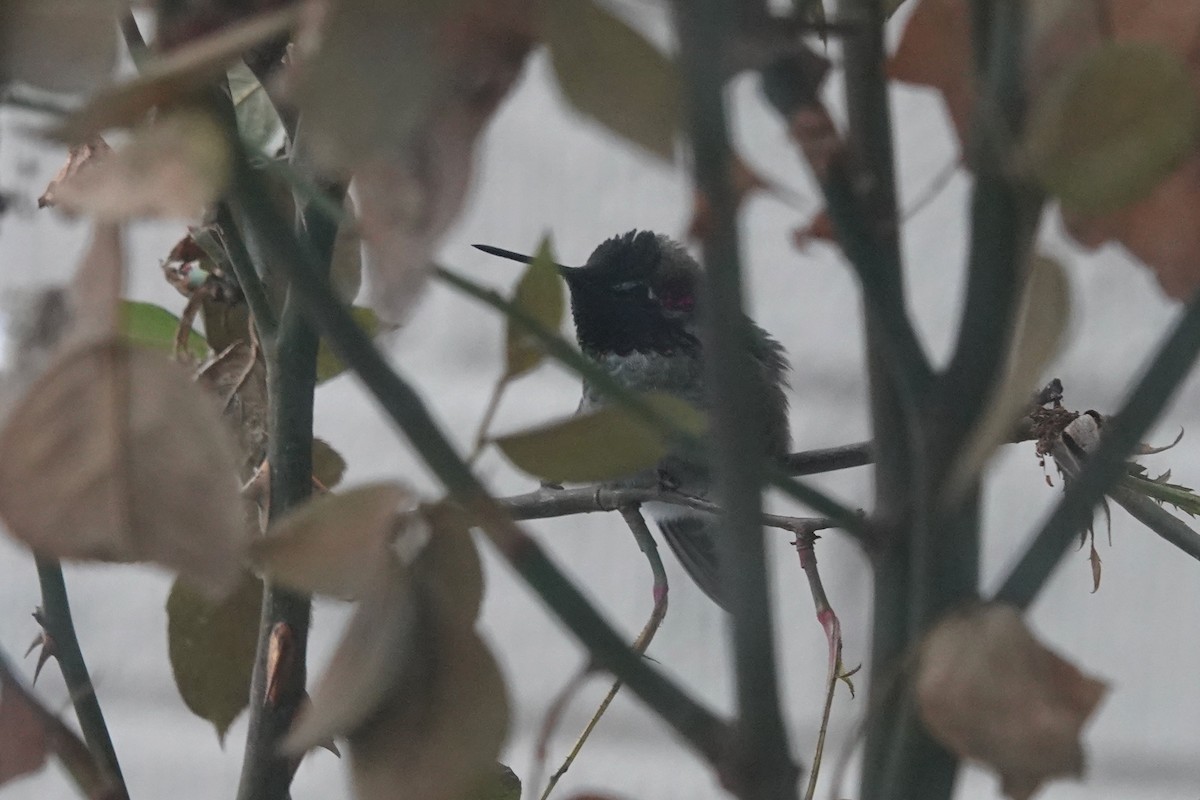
[656,514,729,611]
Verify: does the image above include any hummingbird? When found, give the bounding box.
[475,230,790,610]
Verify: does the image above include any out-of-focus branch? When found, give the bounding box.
[674,1,799,798]
[33,557,126,796]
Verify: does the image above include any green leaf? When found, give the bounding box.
[947,255,1070,499]
[166,574,262,743]
[541,0,681,160]
[464,763,521,800]
[505,237,564,380]
[1123,466,1200,517]
[495,392,706,483]
[121,300,208,359]
[228,60,285,156]
[1023,42,1200,214]
[316,306,381,382]
[312,438,347,489]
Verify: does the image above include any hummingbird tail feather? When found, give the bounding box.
[655,514,728,611]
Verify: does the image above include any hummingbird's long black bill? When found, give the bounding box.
[472,244,536,264]
[472,243,579,277]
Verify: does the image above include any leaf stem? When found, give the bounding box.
[33,556,126,795]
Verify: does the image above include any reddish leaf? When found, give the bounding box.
[917,605,1107,800]
[0,674,49,785]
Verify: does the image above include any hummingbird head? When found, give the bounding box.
[563,230,702,357]
[474,230,702,358]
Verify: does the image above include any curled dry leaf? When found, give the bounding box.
[50,110,232,221]
[0,341,247,595]
[38,139,113,210]
[252,482,416,599]
[289,0,534,323]
[0,0,118,94]
[917,604,1107,800]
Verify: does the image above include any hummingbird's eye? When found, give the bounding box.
[657,281,695,312]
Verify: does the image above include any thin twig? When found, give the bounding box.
[792,532,855,800]
[469,377,509,464]
[32,557,127,795]
[500,483,836,536]
[538,506,670,800]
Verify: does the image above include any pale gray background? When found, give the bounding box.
[1,4,1199,799]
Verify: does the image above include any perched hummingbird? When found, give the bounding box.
[475,230,790,610]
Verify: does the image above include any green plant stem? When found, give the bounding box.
[215,200,279,341]
[674,2,798,799]
[539,505,670,800]
[33,556,126,795]
[234,154,342,800]
[226,148,737,776]
[941,0,1041,447]
[997,290,1200,607]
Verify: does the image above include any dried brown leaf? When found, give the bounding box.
[0,341,246,595]
[917,605,1107,800]
[63,224,124,352]
[252,483,415,598]
[38,139,113,210]
[50,110,232,221]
